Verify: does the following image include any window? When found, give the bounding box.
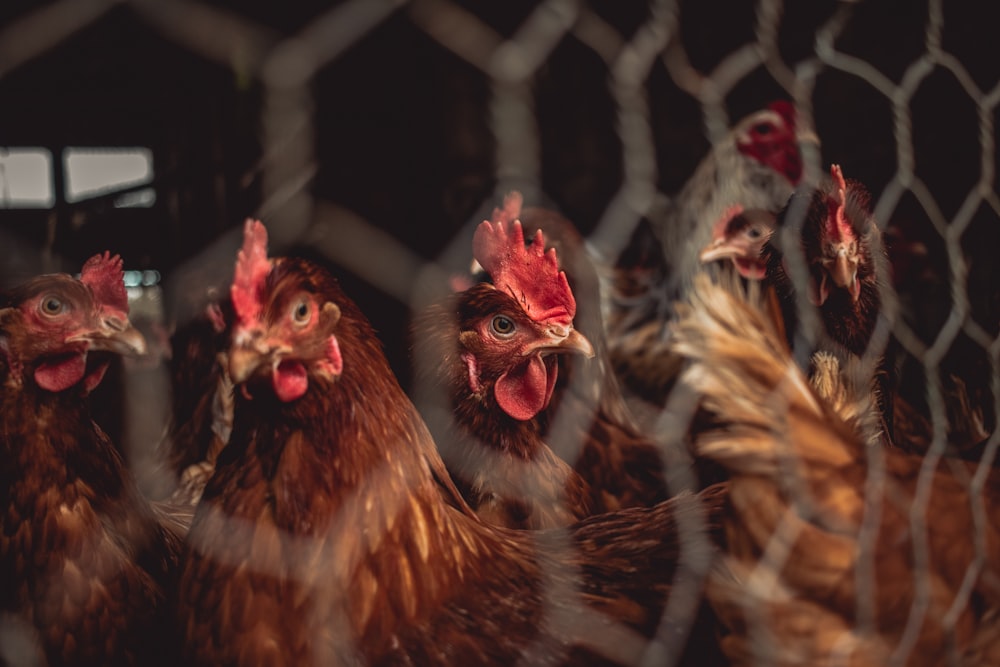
[0,148,54,208]
[64,147,155,208]
[0,146,155,209]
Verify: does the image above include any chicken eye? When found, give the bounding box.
[291,300,311,325]
[747,226,762,239]
[40,295,64,316]
[490,315,516,337]
[753,122,774,136]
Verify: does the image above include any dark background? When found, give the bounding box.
[1,0,998,406]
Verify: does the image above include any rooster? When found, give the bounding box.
[177,219,729,666]
[0,253,181,667]
[604,100,806,424]
[670,273,1000,666]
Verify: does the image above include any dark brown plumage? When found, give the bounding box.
[177,220,729,666]
[763,164,893,444]
[415,203,675,528]
[414,280,598,530]
[0,253,181,667]
[163,295,234,482]
[702,165,893,446]
[762,165,886,358]
[147,295,235,535]
[671,274,1000,666]
[513,203,684,505]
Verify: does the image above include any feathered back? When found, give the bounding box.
[671,275,1000,666]
[670,273,862,476]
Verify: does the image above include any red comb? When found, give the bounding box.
[81,252,128,315]
[825,164,855,243]
[490,190,523,226]
[231,219,271,327]
[472,216,575,327]
[768,100,796,129]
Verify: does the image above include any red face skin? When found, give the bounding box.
[1,261,145,396]
[811,164,862,305]
[700,205,777,280]
[228,220,344,404]
[456,284,593,421]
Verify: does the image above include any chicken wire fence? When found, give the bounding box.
[1,0,998,664]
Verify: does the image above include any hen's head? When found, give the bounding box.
[0,252,146,394]
[699,205,777,280]
[734,100,803,185]
[800,164,877,307]
[228,219,345,403]
[767,164,884,357]
[451,213,593,421]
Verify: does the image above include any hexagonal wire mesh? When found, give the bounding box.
[1,0,998,664]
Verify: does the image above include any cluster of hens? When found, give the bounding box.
[0,99,995,667]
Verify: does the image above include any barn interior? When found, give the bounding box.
[1,0,998,499]
[4,3,1000,664]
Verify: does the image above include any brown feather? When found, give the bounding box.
[0,267,180,667]
[413,281,597,529]
[177,236,730,666]
[673,274,1000,666]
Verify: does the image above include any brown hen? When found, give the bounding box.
[415,196,676,529]
[0,253,181,667]
[511,198,682,507]
[671,273,1000,667]
[413,215,598,529]
[702,164,893,446]
[177,219,729,667]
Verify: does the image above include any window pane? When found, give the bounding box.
[64,147,154,205]
[0,148,54,208]
[114,187,156,209]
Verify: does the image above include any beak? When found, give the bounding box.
[72,316,147,356]
[529,324,595,359]
[228,329,280,384]
[825,245,861,302]
[699,238,744,265]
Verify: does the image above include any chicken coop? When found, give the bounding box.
[1,0,999,664]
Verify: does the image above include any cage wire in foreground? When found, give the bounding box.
[1,0,999,665]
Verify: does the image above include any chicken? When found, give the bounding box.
[507,196,684,505]
[414,215,601,529]
[702,172,995,463]
[148,294,236,531]
[177,219,729,666]
[670,273,1000,666]
[697,206,777,282]
[891,371,992,461]
[701,164,893,445]
[604,100,806,424]
[0,253,181,667]
[765,164,887,360]
[417,192,676,528]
